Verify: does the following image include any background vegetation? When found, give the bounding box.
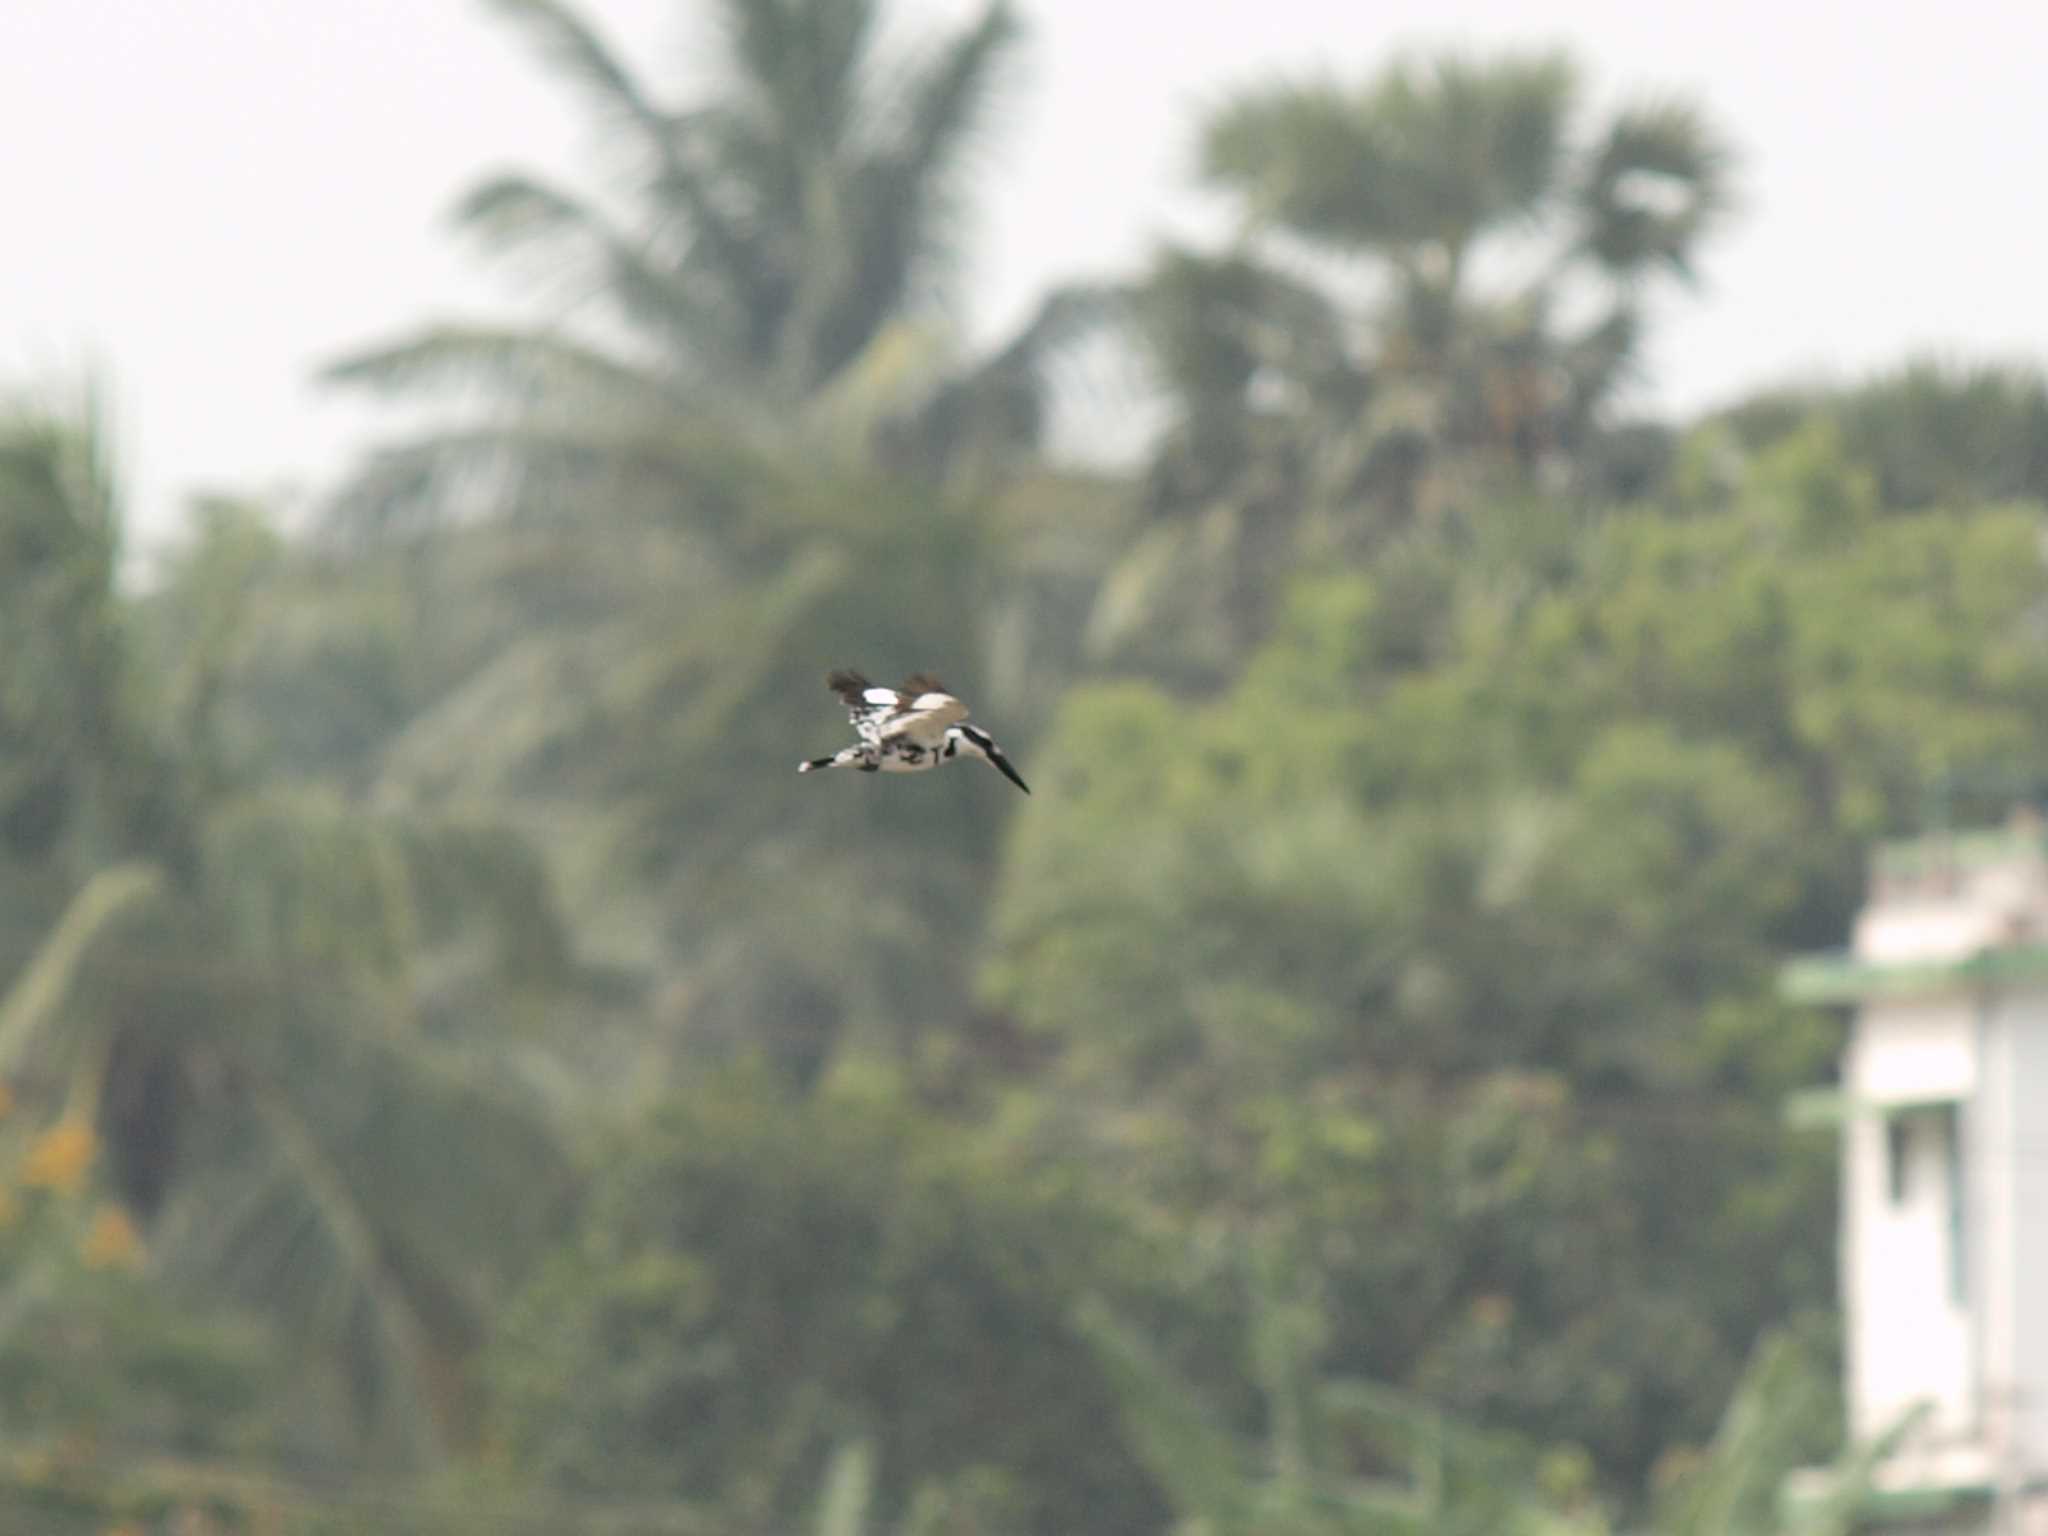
[5,1,2043,1529]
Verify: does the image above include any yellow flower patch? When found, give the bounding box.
[83,1203,144,1270]
[22,1119,96,1193]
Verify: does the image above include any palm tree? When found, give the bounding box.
[0,389,574,1469]
[311,0,1130,1087]
[1091,52,1733,676]
[1198,52,1729,403]
[323,0,1108,518]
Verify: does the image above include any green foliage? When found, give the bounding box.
[1718,361,2048,513]
[0,390,578,1477]
[1077,1253,1601,1536]
[485,1067,1167,1536]
[0,1123,268,1464]
[1650,1332,1834,1536]
[1644,1324,1941,1536]
[14,14,2046,1530]
[0,385,184,877]
[986,421,2048,1497]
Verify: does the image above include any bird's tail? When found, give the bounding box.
[799,747,865,775]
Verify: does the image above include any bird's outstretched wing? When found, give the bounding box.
[826,668,902,745]
[825,669,873,706]
[879,675,968,746]
[825,668,970,748]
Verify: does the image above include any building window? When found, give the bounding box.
[1940,1104,1966,1308]
[1882,1103,1968,1306]
[1886,1115,1912,1203]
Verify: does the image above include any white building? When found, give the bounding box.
[1784,817,2048,1533]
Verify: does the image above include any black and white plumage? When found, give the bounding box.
[798,669,1030,794]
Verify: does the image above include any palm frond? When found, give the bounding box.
[320,322,687,410]
[151,496,283,778]
[889,0,1019,188]
[1792,1401,1931,1536]
[784,0,1021,390]
[0,382,166,872]
[1071,1296,1257,1532]
[874,282,1128,479]
[449,169,598,253]
[444,172,738,368]
[1135,247,1347,415]
[362,528,833,822]
[199,790,421,986]
[1651,1331,1832,1536]
[1574,100,1736,285]
[1244,1240,1327,1484]
[1395,50,1578,234]
[322,415,744,534]
[0,862,166,1074]
[712,0,882,156]
[151,1007,569,1467]
[453,173,726,362]
[484,0,686,177]
[248,1081,445,1463]
[1555,303,1642,438]
[812,1437,876,1536]
[1205,51,1579,265]
[603,544,848,755]
[0,375,124,552]
[398,817,575,987]
[656,111,781,326]
[1202,81,1405,248]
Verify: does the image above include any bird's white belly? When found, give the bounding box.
[877,739,942,772]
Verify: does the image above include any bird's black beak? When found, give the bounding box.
[989,753,1030,794]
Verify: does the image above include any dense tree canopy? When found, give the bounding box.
[4,5,2045,1532]
[981,418,2048,1488]
[486,1067,1171,1536]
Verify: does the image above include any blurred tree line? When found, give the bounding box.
[6,0,2048,1530]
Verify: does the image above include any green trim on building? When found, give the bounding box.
[1783,1087,1966,1130]
[1781,1471,2000,1531]
[1874,826,2048,881]
[1784,1086,1848,1128]
[1855,1480,1995,1523]
[1781,944,2048,1004]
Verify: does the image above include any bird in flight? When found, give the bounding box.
[798,669,1030,794]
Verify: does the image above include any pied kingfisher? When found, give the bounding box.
[798,669,1030,794]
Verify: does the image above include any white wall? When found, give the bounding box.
[1845,998,1977,1443]
[2004,995,2048,1472]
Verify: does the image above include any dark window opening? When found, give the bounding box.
[1883,1103,1969,1309]
[1887,1115,1912,1203]
[1942,1104,1967,1308]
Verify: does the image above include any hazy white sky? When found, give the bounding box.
[5,0,2046,544]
